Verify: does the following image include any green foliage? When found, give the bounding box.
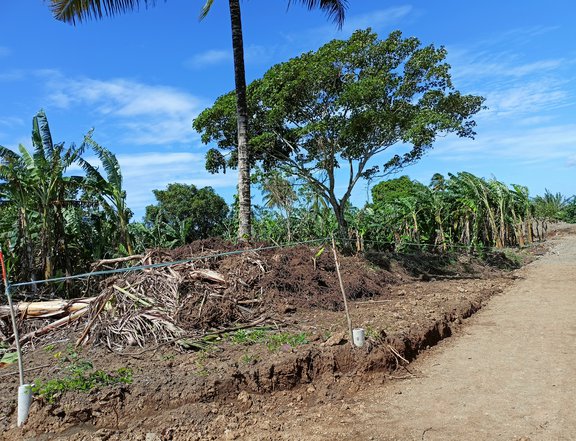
[240,353,259,365]
[194,29,484,241]
[193,351,210,377]
[78,137,133,255]
[144,183,228,246]
[0,111,133,290]
[561,196,576,223]
[228,328,268,345]
[360,171,564,253]
[533,190,568,222]
[0,351,18,364]
[32,347,133,404]
[371,176,427,205]
[265,332,309,351]
[228,329,309,352]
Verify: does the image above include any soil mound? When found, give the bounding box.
[69,242,395,350]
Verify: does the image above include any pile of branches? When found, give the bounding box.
[1,249,272,351]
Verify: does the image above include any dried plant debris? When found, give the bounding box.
[2,241,392,351]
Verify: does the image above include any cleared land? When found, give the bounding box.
[1,227,574,441]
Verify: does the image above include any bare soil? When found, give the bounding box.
[1,228,572,441]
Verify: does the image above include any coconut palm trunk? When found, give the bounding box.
[228,0,251,241]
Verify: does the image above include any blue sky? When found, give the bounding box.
[1,1,575,220]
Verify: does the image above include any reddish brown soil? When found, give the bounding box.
[0,235,553,441]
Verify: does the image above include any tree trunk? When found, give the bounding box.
[228,0,251,241]
[330,200,351,252]
[20,208,38,290]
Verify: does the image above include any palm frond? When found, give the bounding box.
[288,0,348,28]
[199,0,215,20]
[50,0,155,24]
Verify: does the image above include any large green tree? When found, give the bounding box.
[144,183,228,243]
[194,29,485,242]
[50,0,347,242]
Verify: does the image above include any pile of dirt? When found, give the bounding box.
[1,241,394,352]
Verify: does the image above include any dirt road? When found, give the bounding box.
[257,230,576,441]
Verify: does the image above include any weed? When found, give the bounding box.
[240,354,259,365]
[266,332,309,352]
[228,328,267,345]
[228,328,309,352]
[193,351,210,377]
[364,326,379,340]
[0,352,18,364]
[43,344,56,353]
[32,346,133,404]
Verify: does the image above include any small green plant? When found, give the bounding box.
[266,332,309,352]
[32,347,133,404]
[193,351,210,377]
[0,352,18,364]
[312,246,325,270]
[228,328,309,352]
[228,328,268,345]
[43,344,56,353]
[364,326,379,340]
[240,353,259,365]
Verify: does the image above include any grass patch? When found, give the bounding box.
[228,329,309,352]
[32,346,132,404]
[240,353,259,365]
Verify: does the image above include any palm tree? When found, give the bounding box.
[50,0,347,242]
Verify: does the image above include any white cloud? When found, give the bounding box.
[244,44,277,66]
[0,116,25,128]
[445,26,575,128]
[483,80,569,118]
[340,6,413,34]
[291,5,414,48]
[476,26,560,49]
[119,152,237,218]
[452,56,566,82]
[0,69,25,81]
[185,49,231,69]
[74,151,238,218]
[45,74,206,145]
[431,124,576,166]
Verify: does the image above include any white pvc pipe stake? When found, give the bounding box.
[17,384,32,427]
[353,328,365,347]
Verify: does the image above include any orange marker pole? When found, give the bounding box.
[0,248,33,426]
[0,248,25,385]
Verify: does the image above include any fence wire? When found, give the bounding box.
[7,235,540,289]
[10,238,330,288]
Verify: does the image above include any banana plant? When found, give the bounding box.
[77,136,133,255]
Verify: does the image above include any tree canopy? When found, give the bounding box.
[371,176,427,206]
[144,183,228,243]
[193,29,485,240]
